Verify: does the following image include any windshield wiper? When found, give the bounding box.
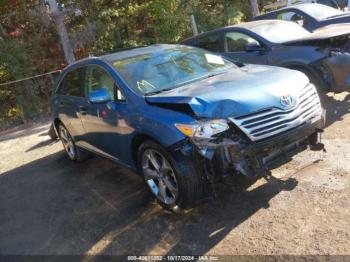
[200,71,227,80]
[145,88,173,96]
[144,71,228,96]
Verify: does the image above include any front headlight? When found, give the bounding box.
[175,119,229,139]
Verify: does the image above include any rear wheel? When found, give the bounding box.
[137,140,203,210]
[59,124,90,162]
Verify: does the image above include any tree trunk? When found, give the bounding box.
[190,15,198,36]
[249,0,260,17]
[0,23,7,38]
[47,0,75,64]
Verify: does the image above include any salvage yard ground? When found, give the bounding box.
[0,92,349,255]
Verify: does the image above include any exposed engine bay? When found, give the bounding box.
[311,34,350,51]
[287,34,350,92]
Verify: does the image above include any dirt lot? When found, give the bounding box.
[0,92,349,256]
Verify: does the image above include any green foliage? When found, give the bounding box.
[0,0,255,129]
[71,0,251,55]
[184,0,248,34]
[0,38,33,79]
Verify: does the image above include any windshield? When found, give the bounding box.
[112,46,236,95]
[250,21,311,43]
[297,3,344,20]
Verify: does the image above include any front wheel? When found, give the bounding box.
[137,140,203,210]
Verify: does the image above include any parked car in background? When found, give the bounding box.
[264,0,348,11]
[305,0,347,9]
[320,0,350,9]
[52,44,325,210]
[254,3,350,32]
[181,20,350,93]
[336,0,350,9]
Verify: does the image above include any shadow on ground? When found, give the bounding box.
[3,91,348,256]
[0,150,297,256]
[320,92,350,127]
[0,123,51,142]
[25,138,58,152]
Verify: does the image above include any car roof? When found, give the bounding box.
[100,44,181,62]
[66,44,184,69]
[289,2,327,10]
[227,19,290,30]
[182,20,291,42]
[262,2,323,15]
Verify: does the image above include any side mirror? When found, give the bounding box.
[296,19,304,27]
[88,88,111,103]
[245,42,264,52]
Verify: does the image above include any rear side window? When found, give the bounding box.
[57,68,83,97]
[196,33,221,52]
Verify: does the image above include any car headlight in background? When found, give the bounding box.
[175,119,229,139]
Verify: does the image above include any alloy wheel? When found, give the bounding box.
[141,149,179,205]
[59,126,76,160]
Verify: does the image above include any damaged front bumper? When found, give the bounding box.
[315,51,350,92]
[173,110,326,180]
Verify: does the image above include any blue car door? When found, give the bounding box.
[79,64,131,164]
[54,67,86,142]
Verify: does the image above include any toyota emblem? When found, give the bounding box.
[280,94,294,108]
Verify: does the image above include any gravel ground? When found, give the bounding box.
[0,92,349,256]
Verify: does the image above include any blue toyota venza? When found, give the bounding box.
[51,44,325,210]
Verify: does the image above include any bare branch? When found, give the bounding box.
[0,23,7,38]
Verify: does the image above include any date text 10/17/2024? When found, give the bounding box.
[127,256,219,261]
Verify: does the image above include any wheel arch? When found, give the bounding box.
[131,133,165,170]
[283,62,327,90]
[53,118,70,138]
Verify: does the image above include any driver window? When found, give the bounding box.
[224,32,260,52]
[277,11,309,26]
[85,65,126,102]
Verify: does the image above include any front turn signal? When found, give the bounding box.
[175,123,195,137]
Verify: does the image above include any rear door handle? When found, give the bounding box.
[79,106,87,115]
[59,102,64,108]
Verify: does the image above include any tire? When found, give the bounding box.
[137,140,203,210]
[58,124,90,162]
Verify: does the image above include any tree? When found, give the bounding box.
[0,0,253,129]
[249,0,260,17]
[47,0,75,64]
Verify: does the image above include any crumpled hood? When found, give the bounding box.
[145,65,309,118]
[283,23,350,45]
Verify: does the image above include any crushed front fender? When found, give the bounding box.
[315,51,350,92]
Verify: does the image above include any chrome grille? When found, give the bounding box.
[229,84,323,141]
